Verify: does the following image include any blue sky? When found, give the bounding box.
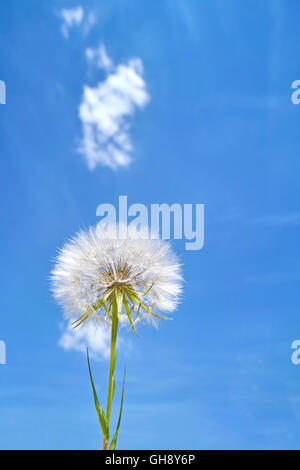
[1,0,300,450]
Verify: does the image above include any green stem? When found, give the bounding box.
[103,294,119,449]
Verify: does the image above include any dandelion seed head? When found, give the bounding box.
[51,224,183,329]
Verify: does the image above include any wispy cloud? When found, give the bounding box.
[59,6,96,38]
[60,6,84,38]
[79,45,150,170]
[246,272,297,285]
[82,11,97,36]
[251,212,300,227]
[59,319,111,359]
[85,44,113,71]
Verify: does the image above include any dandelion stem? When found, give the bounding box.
[103,294,119,449]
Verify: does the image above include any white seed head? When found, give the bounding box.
[51,224,183,329]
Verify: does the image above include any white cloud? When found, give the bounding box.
[59,319,111,359]
[60,6,84,38]
[78,48,150,170]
